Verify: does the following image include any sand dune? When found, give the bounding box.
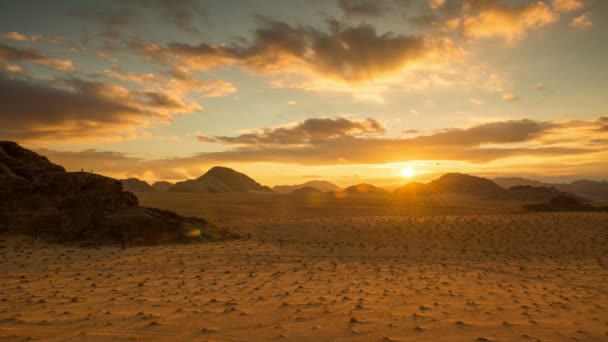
[2,212,607,341]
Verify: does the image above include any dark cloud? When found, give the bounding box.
[337,0,389,18]
[67,5,137,40]
[0,43,75,71]
[68,0,207,39]
[598,117,608,131]
[209,117,385,145]
[160,17,448,83]
[203,118,554,148]
[0,73,197,142]
[146,0,207,33]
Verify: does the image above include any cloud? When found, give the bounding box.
[207,117,386,146]
[428,0,446,10]
[337,0,389,18]
[570,13,592,30]
[142,0,207,33]
[34,117,605,181]
[551,0,584,12]
[501,92,519,102]
[0,43,75,72]
[68,5,137,40]
[145,18,457,84]
[0,73,199,142]
[97,65,236,98]
[597,117,608,132]
[1,32,29,41]
[462,1,559,42]
[68,0,207,38]
[0,32,72,44]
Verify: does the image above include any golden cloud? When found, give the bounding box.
[141,18,459,84]
[462,1,559,42]
[551,0,584,12]
[570,12,592,30]
[34,117,607,182]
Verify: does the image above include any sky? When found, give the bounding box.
[1,0,607,187]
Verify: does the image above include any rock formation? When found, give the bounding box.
[0,141,235,245]
[169,166,273,193]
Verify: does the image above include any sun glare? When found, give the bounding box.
[401,166,415,178]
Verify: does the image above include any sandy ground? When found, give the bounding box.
[1,212,608,341]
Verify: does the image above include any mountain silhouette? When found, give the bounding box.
[0,141,234,245]
[425,173,504,196]
[120,178,155,192]
[291,186,323,194]
[151,181,173,192]
[273,180,341,193]
[340,183,387,194]
[169,166,273,193]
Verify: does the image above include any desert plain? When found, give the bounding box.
[1,193,607,341]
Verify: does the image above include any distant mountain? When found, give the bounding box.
[273,180,341,193]
[340,183,387,195]
[120,178,155,192]
[494,177,608,199]
[292,186,322,194]
[151,181,173,192]
[169,166,273,193]
[426,173,504,196]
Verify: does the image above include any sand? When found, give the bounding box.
[1,211,607,341]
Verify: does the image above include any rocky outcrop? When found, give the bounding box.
[0,141,236,245]
[274,180,340,193]
[120,178,155,192]
[169,166,273,193]
[151,181,173,192]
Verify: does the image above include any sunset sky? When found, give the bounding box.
[1,0,607,187]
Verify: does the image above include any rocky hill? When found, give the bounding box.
[274,180,340,193]
[169,166,272,193]
[0,141,235,245]
[120,178,155,192]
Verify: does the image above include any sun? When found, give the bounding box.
[401,166,415,178]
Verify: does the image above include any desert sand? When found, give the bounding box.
[1,197,607,341]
